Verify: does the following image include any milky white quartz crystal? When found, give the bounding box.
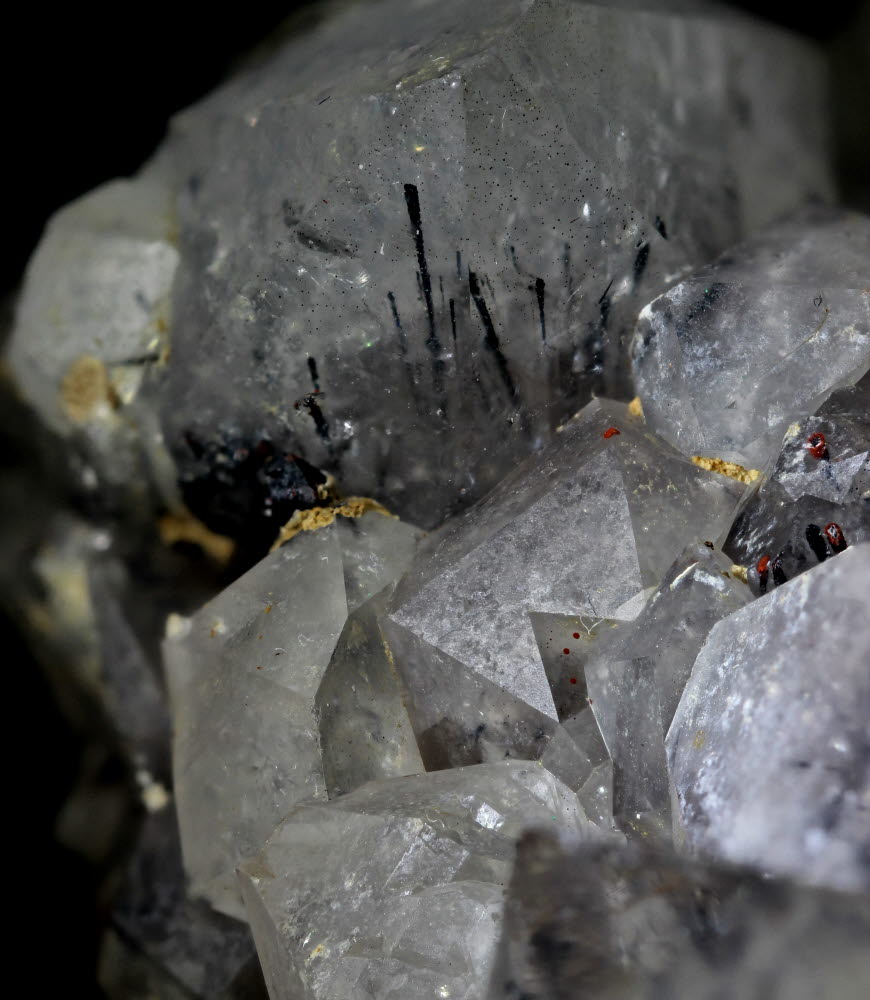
[668,543,870,892]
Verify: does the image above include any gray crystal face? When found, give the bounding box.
[155,0,831,528]
[238,760,599,1000]
[573,541,751,839]
[163,511,424,917]
[383,397,744,771]
[4,1,828,532]
[725,375,870,592]
[102,806,263,1000]
[667,544,870,892]
[488,833,870,1000]
[632,207,870,470]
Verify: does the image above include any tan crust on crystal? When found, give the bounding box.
[159,510,236,564]
[627,396,644,420]
[271,497,396,552]
[691,455,761,486]
[729,564,749,584]
[60,356,120,421]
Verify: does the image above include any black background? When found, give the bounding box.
[2,2,868,995]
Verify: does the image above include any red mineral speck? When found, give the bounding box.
[806,432,828,460]
[569,677,577,685]
[563,648,570,655]
[757,555,771,574]
[824,522,848,553]
[603,427,620,439]
[572,632,580,639]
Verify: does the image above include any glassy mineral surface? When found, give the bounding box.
[383,396,743,770]
[488,833,870,999]
[580,540,751,840]
[163,510,423,917]
[238,761,600,1000]
[725,374,870,592]
[632,207,870,469]
[668,544,870,892]
[5,0,832,531]
[2,3,863,999]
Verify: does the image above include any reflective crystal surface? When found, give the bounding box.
[383,397,743,769]
[488,833,870,999]
[5,1,832,530]
[238,761,599,1000]
[163,511,423,917]
[581,541,751,839]
[668,544,870,892]
[2,4,863,999]
[725,375,870,591]
[633,208,870,469]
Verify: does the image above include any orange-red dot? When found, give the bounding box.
[756,554,771,574]
[603,427,620,438]
[572,632,580,639]
[563,648,570,655]
[806,432,828,460]
[569,677,577,684]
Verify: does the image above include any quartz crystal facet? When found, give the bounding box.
[4,2,868,998]
[580,540,751,839]
[633,208,870,469]
[668,544,870,892]
[238,761,599,1000]
[725,374,870,591]
[5,0,832,530]
[163,511,424,917]
[383,397,743,770]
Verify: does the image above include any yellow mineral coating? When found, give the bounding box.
[271,497,396,552]
[691,455,761,486]
[729,564,749,584]
[627,396,644,420]
[159,510,235,564]
[60,356,119,422]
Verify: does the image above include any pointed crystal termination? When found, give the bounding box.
[632,207,870,471]
[487,833,870,999]
[238,760,600,1000]
[531,613,615,829]
[725,374,870,592]
[163,511,424,918]
[383,398,744,772]
[566,542,752,840]
[668,544,870,893]
[1,1,827,532]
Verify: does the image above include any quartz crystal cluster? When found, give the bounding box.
[5,0,832,533]
[3,2,870,999]
[163,510,424,918]
[240,762,596,1000]
[633,208,870,470]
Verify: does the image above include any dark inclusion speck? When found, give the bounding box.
[179,432,326,565]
